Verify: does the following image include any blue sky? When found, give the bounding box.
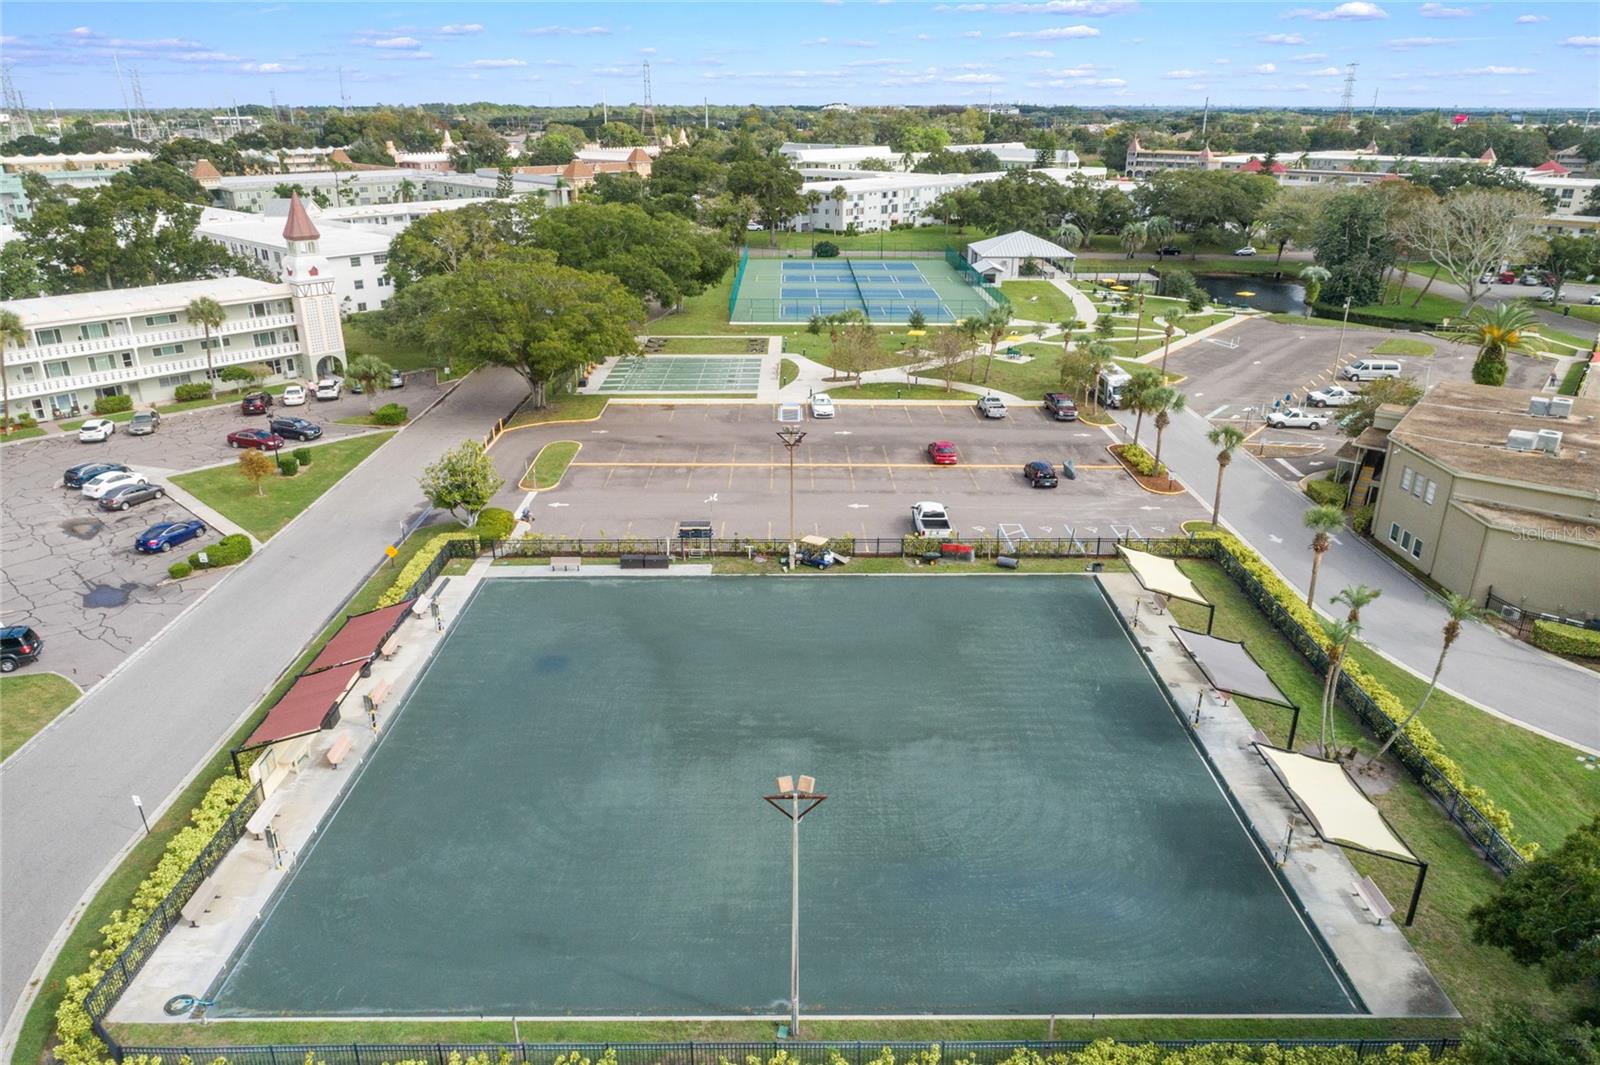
[2,2,1597,113]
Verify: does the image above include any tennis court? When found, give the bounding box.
[209,577,1356,1018]
[729,252,1006,324]
[597,355,764,393]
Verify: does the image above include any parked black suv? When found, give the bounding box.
[269,416,323,441]
[63,461,129,489]
[1023,461,1059,488]
[1,626,43,673]
[1042,392,1079,421]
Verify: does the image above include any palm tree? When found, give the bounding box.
[1205,424,1247,528]
[345,354,394,412]
[1053,220,1085,251]
[1149,386,1187,486]
[186,297,226,395]
[979,305,1013,385]
[398,178,417,203]
[1124,368,1163,449]
[1144,215,1175,257]
[1082,340,1115,414]
[1332,584,1382,627]
[0,309,26,431]
[1302,504,1345,608]
[1118,220,1148,260]
[1368,593,1480,765]
[1298,265,1330,307]
[1318,616,1360,757]
[1446,303,1538,387]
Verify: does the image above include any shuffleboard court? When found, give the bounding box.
[211,577,1356,1017]
[597,356,764,393]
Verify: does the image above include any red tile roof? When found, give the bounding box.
[281,192,321,242]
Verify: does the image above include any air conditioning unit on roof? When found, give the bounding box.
[1536,428,1563,455]
[1528,396,1552,417]
[1506,429,1540,451]
[1549,396,1575,419]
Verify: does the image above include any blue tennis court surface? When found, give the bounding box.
[731,255,1005,324]
[209,577,1357,1018]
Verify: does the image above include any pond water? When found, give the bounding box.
[1196,274,1308,315]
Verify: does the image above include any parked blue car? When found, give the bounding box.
[135,520,207,554]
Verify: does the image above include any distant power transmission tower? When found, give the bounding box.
[129,66,155,140]
[339,67,351,114]
[2,65,36,138]
[1335,63,1358,128]
[270,88,281,123]
[641,60,659,143]
[112,53,138,138]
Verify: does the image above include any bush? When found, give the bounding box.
[167,561,192,580]
[172,382,213,402]
[1531,619,1600,659]
[188,533,253,570]
[1304,477,1346,507]
[276,455,299,477]
[473,506,516,546]
[1350,504,1374,536]
[1157,267,1197,301]
[370,402,409,426]
[1472,356,1508,386]
[4,413,38,430]
[377,530,479,607]
[1114,442,1163,477]
[92,394,133,415]
[1186,291,1207,313]
[814,240,840,258]
[292,447,313,466]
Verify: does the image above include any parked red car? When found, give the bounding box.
[241,391,273,414]
[227,428,285,451]
[927,440,960,466]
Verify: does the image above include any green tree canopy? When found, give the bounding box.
[1309,188,1396,307]
[726,155,805,246]
[524,201,734,307]
[418,440,504,526]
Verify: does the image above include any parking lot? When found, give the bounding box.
[492,401,1205,543]
[0,380,437,688]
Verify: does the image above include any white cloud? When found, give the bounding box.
[438,23,483,35]
[1419,3,1470,17]
[915,32,934,39]
[962,30,984,37]
[639,47,657,54]
[1460,65,1534,74]
[1164,68,1204,77]
[1024,49,1055,57]
[1002,24,1100,38]
[1292,51,1328,60]
[362,35,421,48]
[377,50,432,61]
[1255,33,1307,44]
[1514,14,1547,23]
[846,56,906,66]
[839,38,879,46]
[1042,65,1100,76]
[1214,57,1231,64]
[982,0,1136,12]
[463,58,527,68]
[1251,62,1277,73]
[525,25,612,36]
[1561,35,1600,47]
[948,72,1004,83]
[1285,3,1388,21]
[0,35,20,45]
[238,61,303,74]
[1387,36,1459,48]
[67,26,97,38]
[1307,66,1343,75]
[171,50,242,62]
[1071,76,1126,86]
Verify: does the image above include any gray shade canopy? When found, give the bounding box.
[1171,627,1294,708]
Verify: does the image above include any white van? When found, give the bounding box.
[1342,359,1402,382]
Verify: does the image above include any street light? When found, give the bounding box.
[763,774,826,1038]
[1334,296,1352,378]
[775,426,806,568]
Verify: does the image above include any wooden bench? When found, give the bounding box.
[411,596,433,618]
[379,633,403,660]
[180,875,220,927]
[326,733,353,768]
[1354,875,1395,925]
[363,679,392,713]
[551,556,581,572]
[244,792,283,840]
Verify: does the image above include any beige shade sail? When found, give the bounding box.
[1116,546,1209,607]
[1257,746,1416,863]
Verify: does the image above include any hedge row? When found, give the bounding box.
[1303,477,1346,507]
[92,394,133,416]
[188,533,252,570]
[1531,618,1600,659]
[377,531,479,607]
[172,383,213,403]
[54,775,252,1065]
[1113,442,1163,478]
[473,507,516,547]
[371,402,409,426]
[1191,529,1532,859]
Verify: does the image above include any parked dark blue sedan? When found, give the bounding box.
[135,520,207,554]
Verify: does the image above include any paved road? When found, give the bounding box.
[0,368,519,1043]
[1114,402,1600,752]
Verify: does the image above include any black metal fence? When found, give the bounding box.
[488,535,1212,561]
[116,1036,1463,1065]
[81,782,264,1051]
[1213,542,1527,875]
[1484,586,1596,642]
[400,536,480,603]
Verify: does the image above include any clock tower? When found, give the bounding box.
[281,192,346,379]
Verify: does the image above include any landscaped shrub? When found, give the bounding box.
[188,533,253,570]
[1303,477,1346,507]
[1157,267,1198,301]
[1531,619,1600,659]
[371,402,409,426]
[172,382,213,402]
[473,506,516,546]
[377,530,478,607]
[292,447,313,466]
[167,561,192,580]
[1350,504,1374,536]
[1113,442,1163,478]
[276,455,299,477]
[92,394,133,416]
[4,413,38,430]
[813,240,840,258]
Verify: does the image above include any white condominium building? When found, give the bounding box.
[796,167,1085,233]
[198,207,396,315]
[1,194,347,422]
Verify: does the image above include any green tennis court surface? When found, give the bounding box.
[212,578,1355,1017]
[598,355,763,393]
[731,255,1004,324]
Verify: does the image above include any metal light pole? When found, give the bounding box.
[1334,296,1352,378]
[1134,292,1146,346]
[776,426,806,567]
[763,774,826,1038]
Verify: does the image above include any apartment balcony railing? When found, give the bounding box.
[9,312,297,365]
[7,341,303,400]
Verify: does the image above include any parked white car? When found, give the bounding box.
[314,378,342,401]
[281,384,308,406]
[1266,407,1326,430]
[1232,246,1257,256]
[77,419,117,443]
[809,393,835,418]
[1306,385,1358,408]
[81,470,148,499]
[1588,293,1600,306]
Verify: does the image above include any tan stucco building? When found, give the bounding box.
[1371,382,1600,621]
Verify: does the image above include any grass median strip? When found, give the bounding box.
[506,393,608,429]
[0,672,83,760]
[171,433,393,540]
[523,440,581,490]
[1371,337,1435,357]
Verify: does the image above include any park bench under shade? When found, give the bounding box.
[1171,626,1302,745]
[1115,545,1215,633]
[1255,744,1429,925]
[235,660,366,756]
[302,601,414,675]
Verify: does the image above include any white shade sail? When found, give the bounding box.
[1257,746,1416,863]
[1116,546,1209,607]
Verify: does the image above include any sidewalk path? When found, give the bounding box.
[0,368,520,1047]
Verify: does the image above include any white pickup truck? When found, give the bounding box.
[911,501,955,539]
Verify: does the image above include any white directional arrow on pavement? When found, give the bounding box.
[591,429,609,434]
[1139,505,1161,511]
[834,430,853,435]
[548,502,571,508]
[1268,533,1283,543]
[971,525,987,533]
[847,503,870,509]
[1039,526,1054,534]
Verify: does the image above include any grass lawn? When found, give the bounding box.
[779,358,799,388]
[1341,284,1463,327]
[505,393,608,428]
[828,381,964,400]
[343,316,440,373]
[58,409,137,431]
[1531,323,1593,353]
[1559,360,1588,395]
[743,227,991,253]
[1371,337,1436,357]
[1,425,47,440]
[1167,560,1581,1023]
[524,440,580,489]
[171,433,393,540]
[337,412,409,426]
[1264,313,1385,330]
[1560,303,1600,325]
[649,336,769,354]
[0,673,82,760]
[1001,280,1077,323]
